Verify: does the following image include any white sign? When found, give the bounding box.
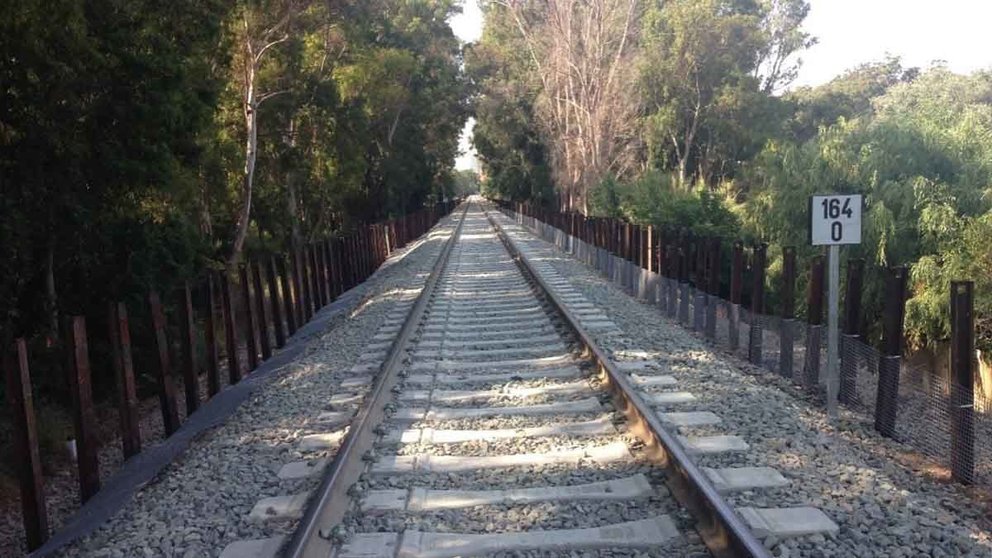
[810,194,862,246]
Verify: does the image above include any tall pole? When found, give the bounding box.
[826,245,840,418]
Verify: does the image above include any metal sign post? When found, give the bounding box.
[809,194,863,419]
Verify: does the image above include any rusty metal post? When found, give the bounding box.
[278,256,297,336]
[875,267,907,438]
[705,238,720,340]
[252,262,272,361]
[748,243,768,366]
[308,242,320,309]
[267,257,286,348]
[729,241,744,351]
[329,239,341,298]
[66,316,102,501]
[327,239,340,298]
[659,233,670,311]
[5,338,49,549]
[203,277,221,397]
[239,265,259,371]
[779,247,797,379]
[314,243,328,308]
[840,259,864,403]
[803,255,826,388]
[179,283,199,414]
[313,243,324,307]
[108,302,142,456]
[149,293,181,435]
[666,244,678,318]
[293,249,309,323]
[678,232,691,324]
[950,281,975,484]
[219,273,242,384]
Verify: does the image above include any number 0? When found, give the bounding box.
[831,221,843,241]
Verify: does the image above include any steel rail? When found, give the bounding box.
[284,202,470,558]
[483,206,772,558]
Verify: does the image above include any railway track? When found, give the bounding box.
[223,200,826,558]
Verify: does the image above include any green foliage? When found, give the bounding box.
[466,4,554,205]
[739,67,992,347]
[452,170,482,197]
[785,56,917,142]
[589,172,741,238]
[0,0,469,408]
[1,0,232,335]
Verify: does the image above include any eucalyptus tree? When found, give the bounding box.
[479,0,643,212]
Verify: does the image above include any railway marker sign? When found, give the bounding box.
[809,194,863,419]
[810,194,862,246]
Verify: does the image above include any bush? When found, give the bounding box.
[588,171,741,238]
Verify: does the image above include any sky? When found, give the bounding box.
[794,0,992,87]
[449,0,992,169]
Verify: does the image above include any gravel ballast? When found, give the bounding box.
[333,206,707,558]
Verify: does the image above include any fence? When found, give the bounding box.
[2,200,459,552]
[495,200,988,489]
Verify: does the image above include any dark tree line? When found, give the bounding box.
[1,0,470,342]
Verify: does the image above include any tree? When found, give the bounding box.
[753,0,816,93]
[0,0,232,337]
[467,4,554,204]
[786,55,917,142]
[227,0,306,265]
[639,0,773,185]
[483,0,643,212]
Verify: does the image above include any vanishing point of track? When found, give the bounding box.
[282,201,768,558]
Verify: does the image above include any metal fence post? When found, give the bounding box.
[950,280,975,484]
[309,244,323,309]
[875,266,907,437]
[266,257,286,348]
[666,244,678,318]
[252,262,272,361]
[315,242,328,307]
[778,247,797,378]
[203,277,221,397]
[293,249,310,323]
[148,293,181,435]
[219,272,242,384]
[5,338,49,549]
[67,316,102,502]
[705,237,720,339]
[322,239,335,301]
[840,259,864,404]
[729,241,744,351]
[693,236,706,332]
[278,256,297,336]
[179,283,200,414]
[679,232,691,324]
[239,264,259,371]
[656,228,666,307]
[748,243,767,366]
[108,302,142,456]
[803,255,825,388]
[325,239,340,299]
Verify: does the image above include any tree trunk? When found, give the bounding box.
[198,181,213,238]
[44,234,58,338]
[284,116,302,254]
[229,64,258,266]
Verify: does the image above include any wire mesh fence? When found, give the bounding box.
[502,205,990,488]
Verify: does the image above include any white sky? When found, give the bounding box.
[449,0,992,169]
[795,0,992,87]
